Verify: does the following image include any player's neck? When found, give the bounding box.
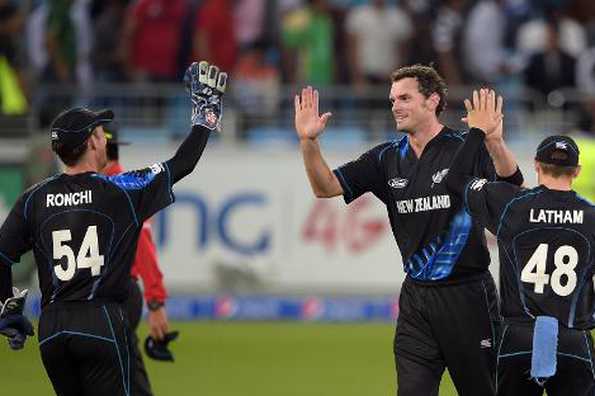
[64,157,102,175]
[408,118,444,158]
[540,175,573,192]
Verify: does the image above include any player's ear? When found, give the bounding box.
[88,128,100,150]
[574,165,581,179]
[427,93,440,112]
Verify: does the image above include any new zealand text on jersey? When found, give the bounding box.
[396,194,451,214]
[46,190,93,207]
[529,208,584,224]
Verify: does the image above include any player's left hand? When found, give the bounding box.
[148,306,169,341]
[484,96,504,144]
[462,88,503,137]
[184,60,228,131]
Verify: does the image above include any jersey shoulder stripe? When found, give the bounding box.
[92,174,139,226]
[377,139,401,163]
[23,175,60,220]
[496,187,545,238]
[576,194,595,208]
[397,135,408,158]
[95,168,159,191]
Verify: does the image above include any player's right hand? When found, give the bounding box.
[0,287,34,350]
[294,86,332,141]
[184,61,228,131]
[0,315,34,350]
[462,88,503,136]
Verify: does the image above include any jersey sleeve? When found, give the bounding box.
[0,192,32,267]
[463,178,522,235]
[475,143,498,181]
[333,144,389,204]
[103,162,174,223]
[0,193,32,301]
[476,140,524,186]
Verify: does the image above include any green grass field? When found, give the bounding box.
[0,322,457,395]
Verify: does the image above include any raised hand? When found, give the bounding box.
[294,86,332,141]
[184,61,228,131]
[462,88,503,137]
[486,92,504,143]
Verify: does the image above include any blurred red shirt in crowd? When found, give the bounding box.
[193,0,237,72]
[127,0,185,80]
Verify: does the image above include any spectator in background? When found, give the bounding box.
[192,0,237,74]
[432,0,468,85]
[122,0,186,82]
[44,0,93,87]
[402,0,438,67]
[524,19,576,102]
[565,0,595,45]
[516,8,587,61]
[234,41,280,129]
[0,0,22,67]
[345,0,412,88]
[92,0,129,82]
[0,0,27,115]
[575,46,595,133]
[282,0,335,85]
[26,0,93,127]
[462,0,509,84]
[234,0,267,51]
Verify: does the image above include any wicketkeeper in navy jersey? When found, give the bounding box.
[447,88,595,396]
[0,61,227,396]
[294,65,523,396]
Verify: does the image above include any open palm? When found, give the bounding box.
[294,86,332,141]
[463,88,503,136]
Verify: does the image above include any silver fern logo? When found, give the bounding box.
[431,168,449,188]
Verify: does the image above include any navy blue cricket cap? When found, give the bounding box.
[50,107,114,150]
[535,135,579,167]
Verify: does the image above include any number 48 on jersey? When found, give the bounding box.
[521,243,578,297]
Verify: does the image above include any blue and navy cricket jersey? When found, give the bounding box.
[334,126,521,281]
[0,163,173,308]
[464,180,595,329]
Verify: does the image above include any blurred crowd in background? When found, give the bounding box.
[2,0,595,139]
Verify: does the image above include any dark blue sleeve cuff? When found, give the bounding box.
[333,168,354,204]
[496,166,523,186]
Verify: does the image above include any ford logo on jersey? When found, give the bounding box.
[388,177,408,189]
